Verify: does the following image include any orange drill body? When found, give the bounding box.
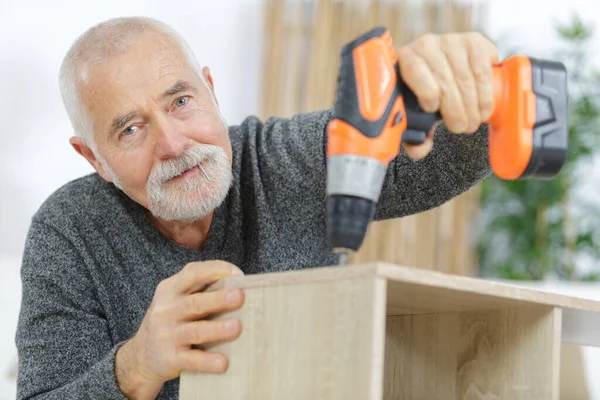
[326,29,407,165]
[326,26,568,255]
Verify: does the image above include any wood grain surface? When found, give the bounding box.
[211,263,600,314]
[181,275,388,400]
[383,307,562,400]
[181,264,600,399]
[210,263,600,347]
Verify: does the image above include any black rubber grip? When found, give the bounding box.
[397,63,442,144]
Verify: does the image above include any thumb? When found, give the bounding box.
[230,265,244,276]
[402,122,439,160]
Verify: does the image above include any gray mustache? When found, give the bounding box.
[149,144,218,184]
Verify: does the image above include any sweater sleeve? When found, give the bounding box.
[241,108,490,222]
[15,221,128,400]
[373,123,491,221]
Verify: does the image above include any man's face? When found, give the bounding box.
[78,30,232,222]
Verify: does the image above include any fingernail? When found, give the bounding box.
[468,122,480,133]
[224,320,239,332]
[211,272,231,280]
[226,289,241,303]
[231,267,244,276]
[213,356,226,370]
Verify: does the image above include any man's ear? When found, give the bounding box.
[202,66,219,105]
[69,136,114,183]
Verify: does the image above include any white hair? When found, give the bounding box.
[58,16,211,182]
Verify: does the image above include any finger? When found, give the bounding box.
[411,35,467,133]
[466,32,498,121]
[443,34,481,133]
[177,319,242,346]
[403,123,438,160]
[398,45,440,112]
[176,260,244,294]
[178,288,245,321]
[177,349,229,373]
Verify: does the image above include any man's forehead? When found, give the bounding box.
[86,37,197,93]
[80,38,202,123]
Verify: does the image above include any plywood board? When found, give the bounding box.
[210,263,600,347]
[384,306,561,400]
[183,275,388,400]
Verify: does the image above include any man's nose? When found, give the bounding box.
[153,114,191,159]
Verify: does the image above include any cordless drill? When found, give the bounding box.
[326,26,568,257]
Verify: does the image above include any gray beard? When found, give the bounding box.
[145,143,233,222]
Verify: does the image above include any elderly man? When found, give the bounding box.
[16,16,495,400]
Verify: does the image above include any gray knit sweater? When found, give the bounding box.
[16,109,490,399]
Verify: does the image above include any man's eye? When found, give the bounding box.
[175,96,189,108]
[122,125,138,136]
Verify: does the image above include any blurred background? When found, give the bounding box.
[2,0,600,398]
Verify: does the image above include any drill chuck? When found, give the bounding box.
[326,196,376,253]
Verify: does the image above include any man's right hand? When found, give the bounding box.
[115,260,245,399]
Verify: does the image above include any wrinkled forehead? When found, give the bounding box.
[78,30,205,128]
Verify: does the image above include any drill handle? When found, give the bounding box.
[397,63,443,145]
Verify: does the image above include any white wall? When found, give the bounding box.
[483,0,600,60]
[2,0,600,398]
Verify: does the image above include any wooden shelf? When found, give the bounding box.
[181,263,600,399]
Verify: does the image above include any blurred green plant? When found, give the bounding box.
[476,14,600,281]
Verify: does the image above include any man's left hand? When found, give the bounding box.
[397,32,499,160]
